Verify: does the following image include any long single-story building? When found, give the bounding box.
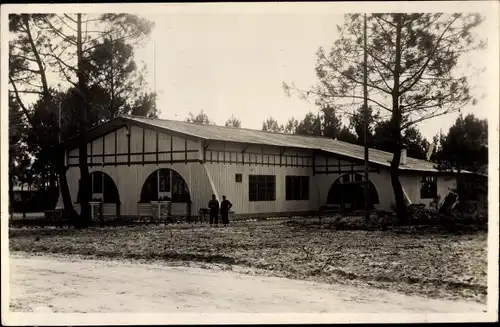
[57,115,467,219]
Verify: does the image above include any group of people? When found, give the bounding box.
[208,194,232,226]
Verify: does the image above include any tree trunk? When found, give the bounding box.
[41,170,46,192]
[390,14,409,225]
[76,13,92,228]
[21,183,26,219]
[390,145,408,224]
[55,152,79,225]
[8,163,14,219]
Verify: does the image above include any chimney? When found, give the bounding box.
[401,148,407,166]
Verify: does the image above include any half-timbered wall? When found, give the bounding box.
[313,153,379,175]
[67,125,201,167]
[201,141,317,214]
[399,173,457,207]
[63,162,213,217]
[203,142,314,168]
[60,124,457,216]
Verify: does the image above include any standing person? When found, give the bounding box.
[220,195,233,226]
[208,194,219,225]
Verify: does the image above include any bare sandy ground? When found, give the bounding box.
[9,253,486,314]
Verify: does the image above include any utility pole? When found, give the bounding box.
[363,13,370,222]
[153,40,157,114]
[58,101,62,143]
[77,13,91,226]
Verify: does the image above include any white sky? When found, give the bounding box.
[133,9,496,140]
[4,3,499,141]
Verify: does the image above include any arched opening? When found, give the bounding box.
[139,168,191,219]
[327,173,379,212]
[77,171,121,217]
[140,168,190,203]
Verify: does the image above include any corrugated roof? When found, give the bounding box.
[121,115,448,173]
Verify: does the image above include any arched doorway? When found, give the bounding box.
[77,171,121,216]
[139,168,191,217]
[327,173,379,212]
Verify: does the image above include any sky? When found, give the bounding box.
[4,3,498,141]
[129,8,497,140]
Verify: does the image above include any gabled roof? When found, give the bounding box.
[65,115,475,175]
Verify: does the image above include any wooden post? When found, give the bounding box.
[142,128,145,165]
[312,153,316,176]
[185,139,188,164]
[127,128,131,166]
[114,130,117,166]
[170,135,173,164]
[102,135,106,165]
[156,131,159,165]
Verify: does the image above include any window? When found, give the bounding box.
[92,171,103,193]
[420,175,437,199]
[286,176,310,201]
[140,169,189,202]
[172,170,190,201]
[235,173,242,183]
[77,172,120,203]
[159,169,170,192]
[249,175,276,201]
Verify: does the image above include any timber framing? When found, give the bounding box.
[142,128,145,165]
[62,115,479,176]
[102,134,106,164]
[63,116,202,153]
[203,149,314,168]
[67,150,199,159]
[114,130,118,166]
[170,135,174,165]
[67,159,201,168]
[126,124,131,166]
[156,131,159,165]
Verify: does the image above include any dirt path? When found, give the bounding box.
[9,253,486,313]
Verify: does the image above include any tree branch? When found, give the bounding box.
[63,14,77,24]
[43,16,77,45]
[292,85,392,112]
[9,75,35,128]
[23,15,50,96]
[57,14,78,33]
[399,16,460,94]
[12,89,44,95]
[11,54,38,63]
[369,57,393,91]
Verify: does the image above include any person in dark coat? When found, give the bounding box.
[220,195,233,226]
[208,194,219,225]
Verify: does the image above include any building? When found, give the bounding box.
[58,115,468,219]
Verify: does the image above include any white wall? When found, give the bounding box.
[59,127,458,216]
[67,125,201,166]
[313,168,457,210]
[204,162,315,214]
[58,162,213,216]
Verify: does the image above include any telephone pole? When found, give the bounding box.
[153,40,157,114]
[363,13,370,222]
